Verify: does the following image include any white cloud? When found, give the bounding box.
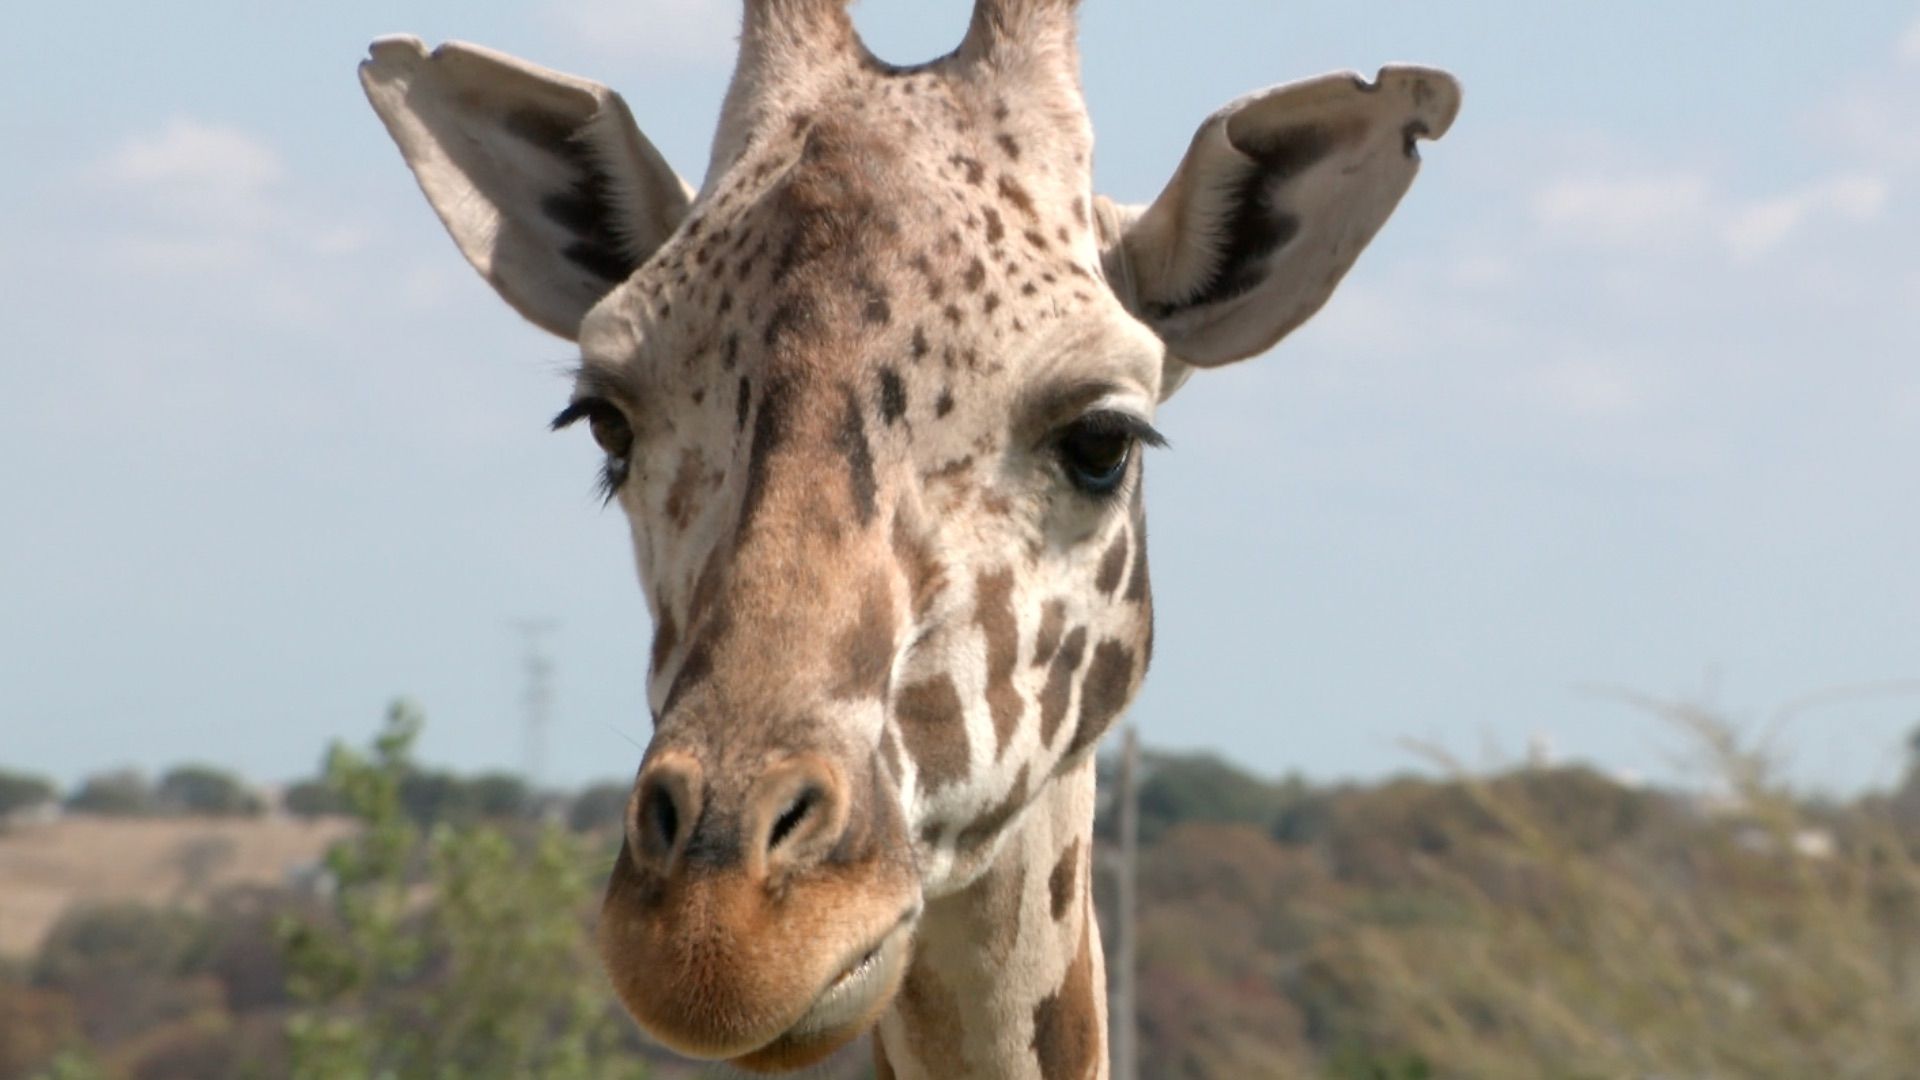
[1530,171,1711,247]
[98,117,284,228]
[90,117,373,277]
[547,0,738,65]
[1722,173,1888,260]
[1532,165,1888,262]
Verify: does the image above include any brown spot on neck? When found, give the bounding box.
[897,955,972,1075]
[974,569,1024,758]
[895,674,968,794]
[1038,627,1088,746]
[1048,837,1080,922]
[830,575,897,699]
[1067,640,1135,761]
[1031,599,1067,669]
[1030,899,1099,1080]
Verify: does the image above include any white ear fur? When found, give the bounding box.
[1101,65,1460,375]
[359,36,694,340]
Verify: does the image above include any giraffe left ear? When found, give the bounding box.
[1098,66,1460,389]
[360,36,693,341]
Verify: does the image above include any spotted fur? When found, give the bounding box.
[361,2,1459,1074]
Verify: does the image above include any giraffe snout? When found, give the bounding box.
[602,743,918,1068]
[627,750,853,883]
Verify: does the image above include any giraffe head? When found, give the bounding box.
[362,1,1457,1070]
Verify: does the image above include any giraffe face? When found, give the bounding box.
[362,3,1457,1068]
[577,84,1160,1071]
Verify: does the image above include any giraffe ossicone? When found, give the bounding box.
[360,3,1458,1075]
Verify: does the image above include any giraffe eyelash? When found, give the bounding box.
[1066,409,1168,450]
[1054,409,1166,501]
[552,397,635,504]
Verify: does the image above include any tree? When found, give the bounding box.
[397,767,476,826]
[282,779,346,819]
[31,903,218,1048]
[1132,753,1306,843]
[465,770,532,820]
[156,765,263,817]
[278,700,649,1080]
[568,782,631,834]
[0,983,80,1079]
[0,768,58,819]
[64,770,153,816]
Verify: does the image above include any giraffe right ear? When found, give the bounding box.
[360,36,694,341]
[1097,66,1460,395]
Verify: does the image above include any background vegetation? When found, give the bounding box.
[5,699,1920,1079]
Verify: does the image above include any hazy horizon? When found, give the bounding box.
[5,2,1918,797]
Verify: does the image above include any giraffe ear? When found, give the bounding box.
[360,36,694,341]
[1099,66,1460,382]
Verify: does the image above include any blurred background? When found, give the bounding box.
[3,2,1918,1077]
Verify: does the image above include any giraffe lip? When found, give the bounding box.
[783,908,918,1040]
[724,906,920,1071]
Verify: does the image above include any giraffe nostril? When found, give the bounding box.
[750,758,850,875]
[767,787,821,852]
[632,753,702,865]
[646,783,681,851]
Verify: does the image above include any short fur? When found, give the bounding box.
[360,4,1458,1075]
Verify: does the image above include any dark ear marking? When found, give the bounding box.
[505,109,645,285]
[1143,123,1343,320]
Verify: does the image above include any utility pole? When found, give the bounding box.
[514,620,558,788]
[1113,724,1140,1080]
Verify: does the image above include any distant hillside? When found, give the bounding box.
[5,707,1920,1079]
[0,816,352,959]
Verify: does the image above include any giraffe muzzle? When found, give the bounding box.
[598,744,920,1070]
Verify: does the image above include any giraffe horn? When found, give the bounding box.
[959,0,1083,66]
[738,0,862,77]
[707,0,865,174]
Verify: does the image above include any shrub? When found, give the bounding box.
[281,779,345,819]
[155,765,263,817]
[277,700,649,1080]
[567,782,631,834]
[0,769,59,820]
[64,770,152,816]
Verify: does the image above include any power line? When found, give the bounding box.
[514,620,558,788]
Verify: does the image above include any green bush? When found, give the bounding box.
[277,700,649,1080]
[64,770,153,816]
[281,779,345,819]
[0,769,58,819]
[155,765,263,817]
[568,782,631,834]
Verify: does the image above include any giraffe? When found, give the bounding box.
[359,2,1457,1075]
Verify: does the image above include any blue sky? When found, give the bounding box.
[4,2,1918,794]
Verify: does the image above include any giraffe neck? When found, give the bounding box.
[875,756,1108,1080]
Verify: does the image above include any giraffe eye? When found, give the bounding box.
[551,397,636,500]
[1054,411,1165,497]
[553,397,634,457]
